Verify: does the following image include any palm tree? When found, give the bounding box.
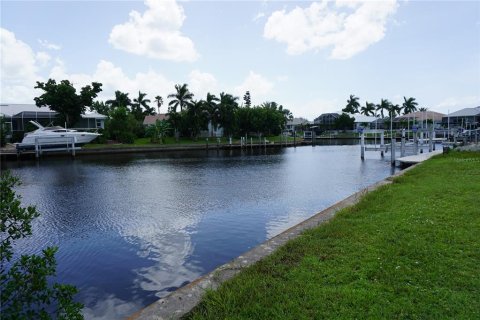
[154,95,163,114]
[106,91,132,109]
[218,92,239,137]
[360,101,376,116]
[132,91,153,120]
[167,84,194,113]
[186,100,208,140]
[376,99,391,118]
[418,107,428,112]
[390,104,402,118]
[203,93,220,136]
[402,97,418,137]
[342,95,360,114]
[146,119,171,144]
[402,97,418,115]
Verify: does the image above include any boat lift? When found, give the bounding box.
[359,126,437,165]
[16,136,80,158]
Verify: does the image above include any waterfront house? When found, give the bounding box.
[314,113,340,130]
[0,103,106,141]
[441,107,480,130]
[286,117,311,133]
[353,114,378,130]
[143,114,169,126]
[395,110,445,129]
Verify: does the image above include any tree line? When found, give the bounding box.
[330,95,424,131]
[33,80,293,143]
[342,94,423,118]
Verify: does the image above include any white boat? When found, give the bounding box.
[16,121,100,150]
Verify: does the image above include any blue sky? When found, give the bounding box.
[1,0,479,120]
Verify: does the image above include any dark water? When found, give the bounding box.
[3,146,397,319]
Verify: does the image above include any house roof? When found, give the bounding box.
[445,107,480,117]
[315,113,340,120]
[143,114,169,125]
[287,117,311,126]
[0,103,106,119]
[353,115,378,123]
[0,104,48,117]
[395,110,445,122]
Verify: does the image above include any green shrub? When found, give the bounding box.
[0,171,83,319]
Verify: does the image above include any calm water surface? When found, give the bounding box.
[4,145,397,319]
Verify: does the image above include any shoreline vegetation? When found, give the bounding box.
[182,151,480,319]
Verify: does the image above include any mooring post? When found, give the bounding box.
[35,138,39,159]
[413,129,418,154]
[72,137,76,158]
[380,131,385,157]
[401,129,406,157]
[429,126,433,152]
[391,136,396,166]
[360,128,365,160]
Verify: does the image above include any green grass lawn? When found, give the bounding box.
[185,151,480,319]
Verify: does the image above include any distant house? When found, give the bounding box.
[143,114,169,126]
[441,107,480,129]
[314,113,339,130]
[394,110,445,129]
[286,117,311,132]
[353,114,378,130]
[0,104,106,134]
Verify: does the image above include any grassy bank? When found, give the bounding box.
[84,136,296,149]
[186,151,480,319]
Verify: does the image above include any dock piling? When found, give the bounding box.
[391,137,396,166]
[400,129,406,158]
[380,132,385,157]
[360,130,365,160]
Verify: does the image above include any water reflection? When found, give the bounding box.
[3,146,397,319]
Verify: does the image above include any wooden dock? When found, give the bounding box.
[396,150,443,165]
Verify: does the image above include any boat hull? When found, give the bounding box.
[16,133,100,150]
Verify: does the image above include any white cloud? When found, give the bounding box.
[233,71,274,105]
[38,39,61,50]
[0,28,44,102]
[291,97,341,120]
[1,28,38,84]
[264,0,398,59]
[36,52,51,67]
[49,59,175,103]
[109,0,198,62]
[188,70,218,100]
[253,12,265,22]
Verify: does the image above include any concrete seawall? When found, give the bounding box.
[1,142,309,160]
[128,164,418,320]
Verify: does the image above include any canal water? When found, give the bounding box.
[3,145,397,319]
